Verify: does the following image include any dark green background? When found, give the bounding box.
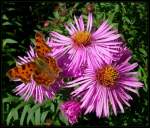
[1,2,149,127]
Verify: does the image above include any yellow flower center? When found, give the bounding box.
[72,31,91,46]
[96,65,119,87]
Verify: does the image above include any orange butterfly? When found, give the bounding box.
[6,32,62,88]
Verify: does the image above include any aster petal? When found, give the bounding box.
[87,85,100,112]
[27,51,33,60]
[123,72,139,76]
[119,88,133,100]
[69,23,78,32]
[98,41,122,45]
[74,15,81,31]
[16,84,29,95]
[53,45,72,58]
[96,87,103,117]
[78,15,84,31]
[29,45,35,57]
[108,90,117,115]
[18,56,28,63]
[93,21,111,37]
[68,48,81,72]
[86,13,93,32]
[51,38,71,44]
[67,79,90,88]
[122,86,139,95]
[112,90,124,113]
[94,34,120,42]
[71,81,94,96]
[103,88,109,117]
[51,32,71,41]
[38,86,43,103]
[96,45,113,58]
[35,86,39,103]
[22,84,31,100]
[15,83,26,91]
[95,30,118,40]
[65,24,74,35]
[116,56,132,69]
[119,80,143,88]
[119,63,138,73]
[118,91,130,107]
[25,82,35,101]
[81,84,95,108]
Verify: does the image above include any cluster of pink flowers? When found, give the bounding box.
[9,13,143,125]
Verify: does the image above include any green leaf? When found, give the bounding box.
[14,21,22,27]
[3,39,18,48]
[59,112,68,125]
[20,105,30,125]
[112,23,119,29]
[27,104,40,125]
[2,14,9,20]
[2,22,12,26]
[3,95,18,103]
[53,119,61,126]
[139,48,147,57]
[41,111,49,124]
[6,108,18,125]
[7,8,16,11]
[50,103,55,113]
[35,108,41,125]
[13,109,19,120]
[123,16,131,24]
[30,38,35,44]
[53,11,59,19]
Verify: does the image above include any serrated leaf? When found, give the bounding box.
[41,111,49,124]
[20,105,30,125]
[35,108,41,125]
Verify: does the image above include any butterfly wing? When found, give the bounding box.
[33,56,62,88]
[6,62,36,83]
[45,56,62,76]
[35,32,52,57]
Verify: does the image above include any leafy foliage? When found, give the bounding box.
[2,2,148,126]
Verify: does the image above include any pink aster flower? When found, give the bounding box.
[50,13,123,74]
[66,48,143,118]
[10,46,62,104]
[60,100,81,125]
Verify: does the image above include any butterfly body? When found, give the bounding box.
[6,32,61,88]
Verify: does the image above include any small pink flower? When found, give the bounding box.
[60,101,81,125]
